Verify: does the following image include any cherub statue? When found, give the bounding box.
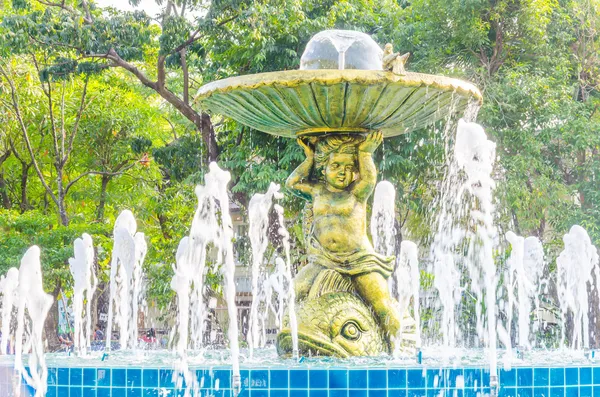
[286,131,403,350]
[383,43,410,75]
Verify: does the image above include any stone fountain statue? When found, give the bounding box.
[196,30,482,357]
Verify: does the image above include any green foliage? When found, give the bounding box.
[0,209,113,291]
[1,0,600,338]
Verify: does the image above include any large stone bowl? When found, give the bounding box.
[195,69,482,138]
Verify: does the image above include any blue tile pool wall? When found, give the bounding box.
[1,365,600,397]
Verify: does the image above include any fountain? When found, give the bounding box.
[0,29,599,397]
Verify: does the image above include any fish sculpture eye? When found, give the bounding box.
[341,321,361,341]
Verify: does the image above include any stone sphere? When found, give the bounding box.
[300,30,383,71]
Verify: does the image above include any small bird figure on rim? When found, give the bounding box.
[382,43,410,75]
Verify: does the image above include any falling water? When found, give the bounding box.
[505,232,545,351]
[248,183,298,358]
[371,181,396,257]
[429,116,463,348]
[454,120,498,377]
[272,202,299,358]
[0,267,18,355]
[398,241,421,349]
[14,246,54,397]
[105,210,147,350]
[556,225,599,350]
[248,183,283,354]
[171,162,241,393]
[68,233,97,356]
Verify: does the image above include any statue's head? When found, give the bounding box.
[315,134,364,190]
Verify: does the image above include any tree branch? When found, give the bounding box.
[65,75,90,164]
[0,64,59,206]
[64,163,136,196]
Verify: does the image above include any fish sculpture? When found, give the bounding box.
[277,270,415,357]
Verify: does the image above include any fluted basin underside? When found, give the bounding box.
[196,70,482,138]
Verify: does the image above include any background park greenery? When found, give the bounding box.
[0,0,599,347]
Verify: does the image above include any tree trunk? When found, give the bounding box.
[96,175,111,222]
[20,162,31,213]
[44,284,63,352]
[199,112,219,163]
[0,171,11,209]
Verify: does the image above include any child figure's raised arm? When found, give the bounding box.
[352,131,383,202]
[286,139,317,200]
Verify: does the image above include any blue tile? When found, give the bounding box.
[252,390,269,397]
[239,390,249,397]
[448,369,463,388]
[128,388,142,397]
[369,370,387,389]
[350,370,367,389]
[594,386,600,397]
[582,386,593,397]
[83,368,96,386]
[290,390,308,397]
[215,370,232,389]
[241,370,250,389]
[549,387,564,397]
[350,391,367,397]
[518,368,533,387]
[533,387,548,397]
[534,369,549,387]
[97,369,110,387]
[519,388,533,397]
[594,368,600,385]
[58,386,69,396]
[330,370,348,389]
[565,387,578,397]
[144,389,159,397]
[369,390,386,397]
[113,388,127,397]
[331,390,348,397]
[309,370,327,388]
[407,369,426,388]
[426,389,440,397]
[482,370,490,387]
[48,368,58,386]
[127,369,142,388]
[83,387,97,397]
[58,368,69,385]
[70,369,83,386]
[564,368,577,385]
[388,370,406,389]
[581,368,592,385]
[500,387,517,397]
[426,369,443,388]
[463,369,481,388]
[407,389,426,397]
[159,369,174,388]
[98,388,111,397]
[501,369,517,387]
[549,369,564,386]
[113,369,126,387]
[197,370,211,389]
[309,390,327,397]
[388,390,406,397]
[71,386,83,397]
[217,391,233,397]
[271,391,289,397]
[47,386,57,397]
[290,370,308,389]
[143,369,158,388]
[271,370,289,389]
[251,370,269,389]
